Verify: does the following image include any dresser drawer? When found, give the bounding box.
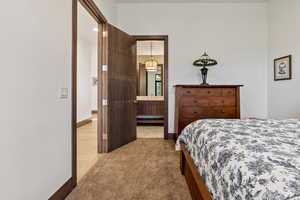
[180,106,237,119]
[180,106,206,118]
[208,97,236,107]
[180,97,210,107]
[181,96,236,107]
[182,88,222,97]
[222,88,236,97]
[213,107,237,118]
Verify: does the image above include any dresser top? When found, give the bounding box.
[174,84,244,88]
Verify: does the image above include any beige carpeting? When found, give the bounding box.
[137,126,164,138]
[67,139,192,200]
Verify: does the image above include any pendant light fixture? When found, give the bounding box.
[145,41,158,72]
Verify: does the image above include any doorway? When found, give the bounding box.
[72,0,138,186]
[76,2,100,181]
[72,0,107,186]
[134,36,169,140]
[71,1,167,191]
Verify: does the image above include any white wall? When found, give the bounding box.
[95,0,117,25]
[77,3,99,121]
[77,39,93,122]
[267,0,300,119]
[0,0,116,199]
[0,1,72,199]
[91,44,98,111]
[117,2,269,132]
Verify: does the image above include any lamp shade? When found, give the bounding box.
[193,52,218,67]
[145,41,159,72]
[145,59,158,68]
[193,52,218,85]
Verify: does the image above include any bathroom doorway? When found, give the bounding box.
[134,36,169,140]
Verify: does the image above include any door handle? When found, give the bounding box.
[133,100,138,104]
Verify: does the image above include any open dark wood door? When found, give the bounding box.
[106,24,137,152]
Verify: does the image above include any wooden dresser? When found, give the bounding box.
[174,85,243,139]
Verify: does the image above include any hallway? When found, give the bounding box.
[67,139,191,200]
[77,117,99,181]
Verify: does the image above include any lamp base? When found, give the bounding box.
[200,67,209,85]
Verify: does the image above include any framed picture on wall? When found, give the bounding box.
[274,55,292,81]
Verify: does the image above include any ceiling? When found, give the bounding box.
[137,41,164,56]
[116,0,267,3]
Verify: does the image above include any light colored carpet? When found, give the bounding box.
[137,126,164,138]
[67,139,192,200]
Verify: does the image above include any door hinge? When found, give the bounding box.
[102,65,108,71]
[102,99,108,106]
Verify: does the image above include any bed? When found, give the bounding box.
[176,119,300,200]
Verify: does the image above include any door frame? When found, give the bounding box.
[72,0,107,187]
[133,36,169,140]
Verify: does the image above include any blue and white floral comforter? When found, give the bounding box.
[176,119,300,200]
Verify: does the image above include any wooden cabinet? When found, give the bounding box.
[174,85,243,139]
[136,100,164,124]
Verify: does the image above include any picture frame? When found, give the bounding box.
[274,55,292,81]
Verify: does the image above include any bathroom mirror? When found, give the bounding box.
[136,40,164,97]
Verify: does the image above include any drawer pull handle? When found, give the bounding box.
[194,101,198,103]
[194,111,198,114]
[208,91,211,94]
[187,91,191,94]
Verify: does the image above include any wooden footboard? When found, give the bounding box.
[180,143,213,200]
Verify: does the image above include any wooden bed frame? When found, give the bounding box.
[180,143,213,200]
